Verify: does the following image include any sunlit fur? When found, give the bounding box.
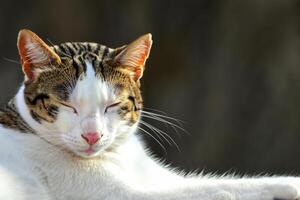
[14,30,144,158]
[0,30,300,200]
[16,61,135,158]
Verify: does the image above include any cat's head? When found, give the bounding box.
[17,29,152,158]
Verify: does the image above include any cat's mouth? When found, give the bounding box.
[76,141,111,158]
[77,147,100,158]
[84,146,95,155]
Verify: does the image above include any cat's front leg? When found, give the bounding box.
[191,177,300,200]
[92,170,300,200]
[102,180,300,200]
[128,177,300,200]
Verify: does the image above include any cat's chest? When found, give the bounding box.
[36,154,125,200]
[1,131,141,199]
[46,169,106,199]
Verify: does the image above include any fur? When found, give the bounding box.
[0,29,299,200]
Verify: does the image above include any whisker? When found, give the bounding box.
[137,126,167,153]
[2,57,20,65]
[139,121,166,144]
[141,112,189,136]
[142,114,179,136]
[140,120,180,152]
[143,107,167,115]
[142,110,185,126]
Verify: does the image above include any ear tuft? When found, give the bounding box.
[111,33,152,81]
[17,29,61,80]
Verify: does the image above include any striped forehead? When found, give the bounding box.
[71,61,114,113]
[52,42,113,60]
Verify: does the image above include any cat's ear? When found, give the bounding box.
[17,29,61,80]
[108,33,152,81]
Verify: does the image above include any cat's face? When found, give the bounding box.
[17,29,152,158]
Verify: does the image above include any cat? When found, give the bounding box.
[0,29,299,200]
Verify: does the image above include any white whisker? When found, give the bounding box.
[140,120,180,152]
[137,126,167,153]
[141,111,189,136]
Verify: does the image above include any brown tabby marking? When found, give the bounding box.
[0,30,151,134]
[23,42,143,125]
[0,100,34,133]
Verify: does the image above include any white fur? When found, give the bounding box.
[25,41,48,65]
[1,61,300,199]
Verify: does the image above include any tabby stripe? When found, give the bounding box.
[72,43,79,51]
[72,59,80,78]
[47,105,58,118]
[102,46,109,60]
[94,44,101,55]
[86,43,92,51]
[82,52,89,68]
[91,59,97,72]
[5,100,35,133]
[74,43,84,55]
[87,53,98,71]
[6,104,18,114]
[82,52,88,60]
[77,56,85,73]
[31,110,53,123]
[60,44,72,56]
[65,43,77,56]
[28,94,50,105]
[99,62,105,80]
[128,96,138,111]
[78,43,87,52]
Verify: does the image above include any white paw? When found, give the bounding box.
[265,182,300,200]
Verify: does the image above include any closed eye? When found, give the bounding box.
[59,101,78,115]
[105,102,121,113]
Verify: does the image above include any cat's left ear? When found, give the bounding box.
[108,33,152,81]
[17,29,61,80]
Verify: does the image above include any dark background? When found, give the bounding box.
[1,0,300,175]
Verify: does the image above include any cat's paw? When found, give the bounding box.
[265,182,300,200]
[283,178,300,200]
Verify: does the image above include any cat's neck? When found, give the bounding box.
[0,94,34,134]
[15,85,57,134]
[0,85,68,139]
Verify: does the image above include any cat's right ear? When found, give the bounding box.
[17,29,61,81]
[106,34,152,81]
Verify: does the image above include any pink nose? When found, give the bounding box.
[81,132,101,145]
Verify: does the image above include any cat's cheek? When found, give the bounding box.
[55,110,77,133]
[117,123,134,136]
[100,119,114,140]
[103,111,117,125]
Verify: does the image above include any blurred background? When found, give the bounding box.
[0,0,300,175]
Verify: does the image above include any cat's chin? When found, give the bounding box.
[61,140,113,159]
[71,145,109,159]
[64,148,104,160]
[75,151,102,159]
